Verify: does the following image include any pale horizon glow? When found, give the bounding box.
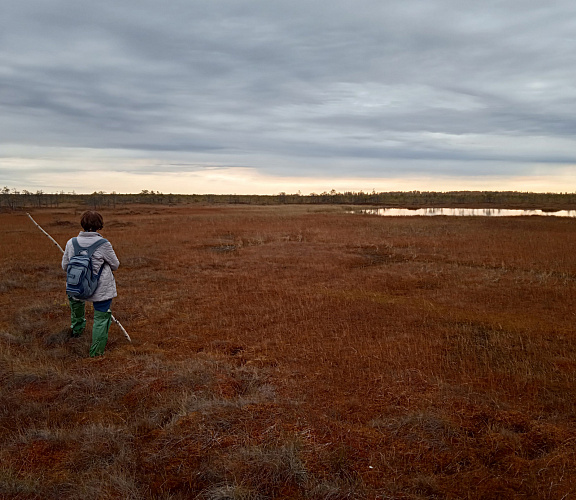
[5,160,576,196]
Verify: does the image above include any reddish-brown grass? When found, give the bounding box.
[1,204,576,499]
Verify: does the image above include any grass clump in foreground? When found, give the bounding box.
[1,205,576,498]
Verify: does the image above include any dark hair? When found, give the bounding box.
[80,211,104,231]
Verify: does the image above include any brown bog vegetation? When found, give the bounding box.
[1,205,575,499]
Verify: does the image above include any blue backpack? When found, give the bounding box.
[66,238,108,299]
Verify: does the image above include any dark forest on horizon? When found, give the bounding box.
[2,186,576,211]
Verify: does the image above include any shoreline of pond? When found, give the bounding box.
[356,207,576,217]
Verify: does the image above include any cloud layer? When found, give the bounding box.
[1,0,576,192]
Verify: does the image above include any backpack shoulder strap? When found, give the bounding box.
[71,238,108,257]
[85,238,109,258]
[90,239,109,279]
[71,237,82,256]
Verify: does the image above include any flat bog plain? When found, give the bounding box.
[1,204,575,499]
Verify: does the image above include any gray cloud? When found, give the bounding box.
[1,0,576,190]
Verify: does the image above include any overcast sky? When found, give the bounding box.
[1,0,576,194]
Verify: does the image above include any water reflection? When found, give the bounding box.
[361,208,576,217]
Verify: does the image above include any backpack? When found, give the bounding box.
[66,238,109,299]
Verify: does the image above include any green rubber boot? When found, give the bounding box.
[69,297,86,337]
[90,310,112,357]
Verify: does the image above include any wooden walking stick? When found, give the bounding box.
[26,213,132,342]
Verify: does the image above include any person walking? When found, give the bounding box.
[61,210,120,357]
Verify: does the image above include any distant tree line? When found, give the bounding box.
[0,187,67,210]
[2,186,576,211]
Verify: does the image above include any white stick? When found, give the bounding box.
[112,316,131,341]
[26,212,132,342]
[27,213,65,253]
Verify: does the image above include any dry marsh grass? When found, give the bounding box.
[1,205,576,499]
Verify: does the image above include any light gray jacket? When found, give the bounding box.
[62,231,120,302]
